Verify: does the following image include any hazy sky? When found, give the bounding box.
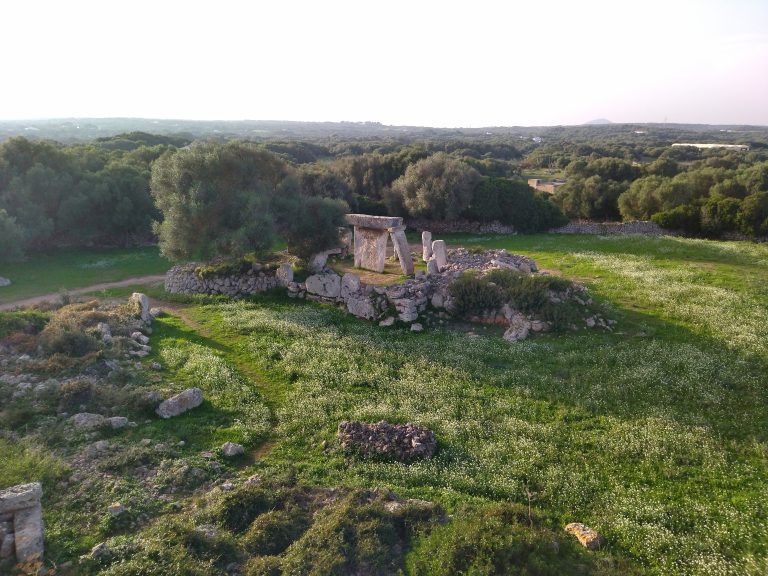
[1,0,767,126]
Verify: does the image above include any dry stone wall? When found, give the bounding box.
[407,218,516,235]
[165,263,293,297]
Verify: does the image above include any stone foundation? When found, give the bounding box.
[164,262,293,297]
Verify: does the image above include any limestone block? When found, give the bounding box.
[421,231,433,261]
[13,503,44,563]
[0,483,42,514]
[129,292,151,323]
[341,273,361,299]
[305,273,342,299]
[156,388,204,419]
[390,227,414,275]
[345,214,403,229]
[221,442,244,457]
[353,227,389,272]
[1,533,14,559]
[70,413,106,429]
[565,522,603,550]
[276,263,293,285]
[431,240,447,270]
[346,295,377,320]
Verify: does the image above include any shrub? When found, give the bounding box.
[651,205,701,233]
[737,191,768,236]
[701,196,741,236]
[244,556,283,576]
[0,310,48,338]
[40,327,100,357]
[205,485,279,534]
[448,271,503,315]
[484,269,570,313]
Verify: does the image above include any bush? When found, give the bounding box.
[0,310,48,338]
[40,326,100,357]
[485,269,569,313]
[448,271,503,315]
[651,204,701,234]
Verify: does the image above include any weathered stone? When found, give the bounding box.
[221,442,244,457]
[276,263,293,285]
[503,313,531,343]
[430,293,444,308]
[70,413,105,429]
[1,533,14,559]
[308,251,331,272]
[13,503,44,563]
[0,484,42,514]
[431,240,447,270]
[97,322,112,344]
[390,227,414,275]
[131,331,150,345]
[426,259,440,276]
[107,502,125,516]
[410,323,423,332]
[337,420,437,462]
[89,542,111,560]
[421,231,433,261]
[353,227,389,272]
[379,316,395,327]
[341,273,361,299]
[565,522,603,550]
[346,296,377,320]
[156,388,204,419]
[345,214,403,229]
[107,416,129,429]
[129,292,151,323]
[149,307,164,319]
[305,273,342,299]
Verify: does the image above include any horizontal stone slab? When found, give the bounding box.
[0,483,42,514]
[345,214,403,229]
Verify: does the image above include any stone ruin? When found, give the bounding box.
[0,482,44,565]
[345,214,414,275]
[337,421,437,462]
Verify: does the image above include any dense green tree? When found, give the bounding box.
[390,153,481,220]
[618,175,667,220]
[652,205,701,234]
[701,196,741,236]
[281,196,348,259]
[0,208,24,262]
[738,192,768,236]
[553,175,627,220]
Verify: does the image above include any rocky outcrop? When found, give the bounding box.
[337,421,437,462]
[156,388,204,419]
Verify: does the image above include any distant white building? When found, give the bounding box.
[672,143,749,151]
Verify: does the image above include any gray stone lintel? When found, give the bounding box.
[345,214,403,229]
[0,483,42,514]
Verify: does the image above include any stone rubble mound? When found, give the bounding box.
[337,420,437,462]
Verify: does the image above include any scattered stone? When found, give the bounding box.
[107,416,129,429]
[149,307,164,319]
[565,522,603,550]
[70,413,106,429]
[150,361,162,370]
[586,317,596,328]
[221,442,244,458]
[0,277,11,287]
[337,421,437,462]
[379,317,395,327]
[410,323,423,332]
[93,440,110,451]
[503,313,531,343]
[107,502,125,516]
[220,481,235,491]
[97,322,112,344]
[89,542,111,560]
[245,475,262,486]
[156,388,204,419]
[131,331,150,345]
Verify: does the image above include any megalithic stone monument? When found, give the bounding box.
[345,214,414,275]
[422,231,433,261]
[0,482,44,564]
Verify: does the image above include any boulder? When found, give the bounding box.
[410,323,424,332]
[379,317,395,327]
[131,331,150,345]
[221,442,245,457]
[107,416,129,429]
[156,388,204,419]
[503,313,531,343]
[305,273,341,299]
[70,413,106,429]
[0,277,11,287]
[565,522,603,550]
[341,273,361,299]
[129,293,151,323]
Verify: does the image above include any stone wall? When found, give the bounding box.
[164,263,293,297]
[549,220,673,236]
[406,219,516,235]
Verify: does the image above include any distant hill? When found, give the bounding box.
[584,118,613,125]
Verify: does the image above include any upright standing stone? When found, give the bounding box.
[421,231,433,261]
[432,240,447,270]
[276,263,294,286]
[0,483,44,564]
[129,293,151,323]
[426,259,440,276]
[390,226,414,275]
[353,227,390,273]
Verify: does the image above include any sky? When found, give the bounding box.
[1,0,767,127]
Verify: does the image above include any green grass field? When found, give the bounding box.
[0,246,171,304]
[2,234,767,574]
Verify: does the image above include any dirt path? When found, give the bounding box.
[0,274,166,311]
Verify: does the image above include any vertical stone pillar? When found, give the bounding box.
[353,227,389,273]
[389,226,414,275]
[432,240,447,270]
[421,231,433,261]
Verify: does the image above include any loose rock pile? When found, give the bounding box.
[337,421,437,462]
